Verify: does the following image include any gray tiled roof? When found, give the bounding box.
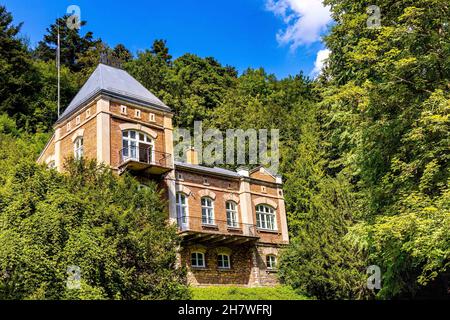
[174,161,242,178]
[56,63,171,123]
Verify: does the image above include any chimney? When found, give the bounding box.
[186,147,199,165]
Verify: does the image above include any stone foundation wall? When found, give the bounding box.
[180,242,282,287]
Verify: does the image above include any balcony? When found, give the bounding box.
[118,146,173,175]
[177,216,259,245]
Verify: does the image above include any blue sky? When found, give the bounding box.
[3,0,332,79]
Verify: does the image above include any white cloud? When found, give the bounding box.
[266,0,332,50]
[311,48,330,76]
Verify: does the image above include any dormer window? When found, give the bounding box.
[120,105,127,115]
[149,113,155,122]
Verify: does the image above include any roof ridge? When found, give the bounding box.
[99,63,105,89]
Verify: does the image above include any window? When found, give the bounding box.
[76,115,81,125]
[122,130,154,163]
[177,173,184,180]
[135,109,141,118]
[191,252,205,267]
[201,197,214,225]
[120,105,127,114]
[203,177,209,185]
[138,184,149,191]
[66,122,72,132]
[256,205,276,231]
[176,192,188,224]
[261,185,267,193]
[218,254,230,269]
[86,108,91,118]
[266,255,277,270]
[226,201,238,228]
[149,113,155,122]
[48,161,56,169]
[73,137,83,160]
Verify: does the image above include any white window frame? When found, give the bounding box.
[135,109,141,118]
[218,254,231,269]
[76,115,81,125]
[191,252,205,268]
[122,130,154,163]
[266,255,277,270]
[149,113,155,122]
[48,161,56,169]
[176,192,188,224]
[73,137,84,160]
[120,105,127,115]
[201,197,215,225]
[86,108,91,118]
[226,201,239,228]
[256,204,277,231]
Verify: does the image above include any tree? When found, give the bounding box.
[0,6,40,130]
[321,0,450,298]
[0,147,190,299]
[113,43,133,63]
[34,15,98,72]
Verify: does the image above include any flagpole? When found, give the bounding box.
[57,25,61,118]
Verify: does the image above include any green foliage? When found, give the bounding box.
[321,0,450,298]
[1,0,449,300]
[0,135,189,299]
[190,286,308,300]
[0,6,40,131]
[34,15,98,72]
[279,176,368,300]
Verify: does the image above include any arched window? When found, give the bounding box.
[201,197,214,225]
[218,254,231,269]
[191,252,205,268]
[122,130,154,163]
[266,255,277,269]
[48,161,56,169]
[74,137,83,160]
[226,201,238,228]
[256,204,276,231]
[176,192,188,224]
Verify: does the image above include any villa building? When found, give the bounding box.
[38,63,289,287]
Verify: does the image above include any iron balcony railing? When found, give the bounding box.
[119,146,172,168]
[177,216,258,238]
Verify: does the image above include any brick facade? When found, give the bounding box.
[37,64,289,288]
